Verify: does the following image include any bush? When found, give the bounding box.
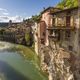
[25,33,33,46]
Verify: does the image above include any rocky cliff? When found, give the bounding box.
[39,40,80,80]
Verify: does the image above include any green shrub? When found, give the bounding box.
[25,33,31,46]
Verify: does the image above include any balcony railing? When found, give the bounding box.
[47,25,75,30]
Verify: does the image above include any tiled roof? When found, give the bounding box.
[41,7,61,14]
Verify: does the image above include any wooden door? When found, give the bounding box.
[40,21,46,44]
[66,16,70,27]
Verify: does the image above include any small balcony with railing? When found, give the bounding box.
[48,15,75,30]
[47,14,75,41]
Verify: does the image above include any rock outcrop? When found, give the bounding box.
[39,41,80,80]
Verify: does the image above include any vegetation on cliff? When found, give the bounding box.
[31,14,41,23]
[25,15,41,24]
[57,0,78,9]
[16,45,37,61]
[25,28,33,46]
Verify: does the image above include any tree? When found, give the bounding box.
[25,33,31,46]
[25,32,33,46]
[57,0,78,9]
[0,29,5,35]
[31,14,41,23]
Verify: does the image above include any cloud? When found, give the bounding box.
[25,16,31,19]
[0,8,23,22]
[0,8,9,16]
[0,8,30,22]
[0,15,23,22]
[10,16,23,22]
[2,12,9,15]
[0,8,7,12]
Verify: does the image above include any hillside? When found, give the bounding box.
[0,23,8,28]
[0,22,20,28]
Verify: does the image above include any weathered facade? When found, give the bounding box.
[34,6,80,80]
[40,7,61,46]
[47,7,80,54]
[34,7,61,54]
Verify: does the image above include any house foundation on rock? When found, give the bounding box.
[39,7,61,46]
[47,7,80,55]
[34,7,61,54]
[34,6,80,55]
[33,6,80,80]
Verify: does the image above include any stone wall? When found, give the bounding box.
[39,40,80,80]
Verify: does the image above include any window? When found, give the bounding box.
[68,45,73,51]
[43,32,45,36]
[55,31,60,41]
[58,18,62,26]
[65,30,71,41]
[49,30,53,35]
[53,18,55,26]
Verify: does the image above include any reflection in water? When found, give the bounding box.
[0,42,48,80]
[0,50,48,80]
[0,60,30,80]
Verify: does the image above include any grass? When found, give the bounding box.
[9,44,48,79]
[15,45,40,67]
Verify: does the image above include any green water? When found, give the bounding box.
[0,50,48,80]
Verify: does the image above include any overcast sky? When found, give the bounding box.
[0,0,60,22]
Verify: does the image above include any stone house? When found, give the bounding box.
[34,6,80,55]
[40,7,61,46]
[34,7,61,54]
[47,6,80,55]
[34,6,80,80]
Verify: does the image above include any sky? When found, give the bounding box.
[0,0,60,22]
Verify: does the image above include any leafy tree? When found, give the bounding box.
[25,14,41,23]
[0,29,5,35]
[57,0,78,9]
[25,33,31,46]
[25,32,33,46]
[73,0,78,7]
[31,14,41,23]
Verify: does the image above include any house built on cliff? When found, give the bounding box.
[34,7,61,54]
[34,6,80,55]
[47,6,79,54]
[34,6,80,80]
[39,7,61,46]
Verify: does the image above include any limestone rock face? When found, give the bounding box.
[39,43,80,80]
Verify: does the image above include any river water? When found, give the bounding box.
[0,42,48,80]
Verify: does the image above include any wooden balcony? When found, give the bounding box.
[47,25,75,31]
[48,35,58,41]
[48,35,56,38]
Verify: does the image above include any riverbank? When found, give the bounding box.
[15,45,40,65]
[0,41,40,67]
[15,44,48,79]
[0,46,48,80]
[0,41,39,67]
[0,41,14,50]
[0,41,48,80]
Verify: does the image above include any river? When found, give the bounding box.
[0,41,48,80]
